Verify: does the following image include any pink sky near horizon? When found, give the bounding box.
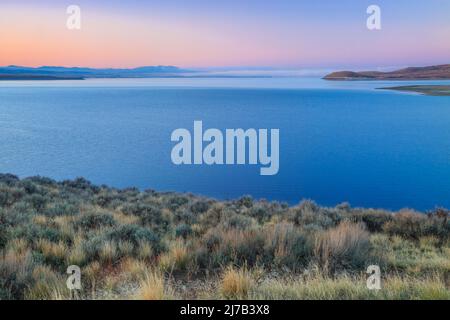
[1,3,449,69]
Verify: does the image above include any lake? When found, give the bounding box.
[1,77,450,211]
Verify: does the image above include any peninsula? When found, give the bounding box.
[378,85,450,96]
[323,64,450,80]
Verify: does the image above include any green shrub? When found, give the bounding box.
[10,224,65,244]
[347,209,393,232]
[175,224,193,239]
[28,194,47,211]
[0,212,7,249]
[0,186,25,207]
[383,210,449,240]
[83,224,163,263]
[264,223,313,269]
[122,203,169,232]
[198,228,266,268]
[190,200,210,214]
[223,214,255,230]
[291,200,340,230]
[44,201,79,217]
[94,191,125,208]
[21,180,38,194]
[75,213,116,231]
[248,206,271,221]
[237,195,253,208]
[166,195,189,210]
[0,173,19,186]
[62,177,96,191]
[107,224,163,253]
[24,176,56,187]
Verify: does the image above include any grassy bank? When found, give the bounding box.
[0,174,449,300]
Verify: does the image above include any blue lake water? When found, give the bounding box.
[1,78,450,210]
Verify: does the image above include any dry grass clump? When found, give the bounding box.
[25,265,68,300]
[120,258,150,281]
[0,249,35,299]
[98,240,118,264]
[220,266,254,299]
[250,274,450,300]
[136,240,153,260]
[66,235,87,266]
[158,239,190,272]
[36,239,68,267]
[136,271,173,300]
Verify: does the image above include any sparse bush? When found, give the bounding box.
[264,223,313,269]
[347,209,393,232]
[175,224,193,239]
[314,221,370,272]
[25,176,56,187]
[62,177,95,191]
[28,194,47,211]
[291,200,340,229]
[0,173,19,185]
[94,191,125,208]
[223,214,255,230]
[10,224,65,244]
[122,203,170,232]
[75,213,116,231]
[0,212,7,249]
[237,195,253,208]
[190,200,210,214]
[0,186,25,207]
[44,201,79,217]
[166,195,189,211]
[336,202,351,211]
[107,224,163,254]
[248,205,271,221]
[198,228,266,268]
[382,210,449,240]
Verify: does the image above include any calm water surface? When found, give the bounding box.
[1,78,450,210]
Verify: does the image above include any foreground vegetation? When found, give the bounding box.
[0,174,449,300]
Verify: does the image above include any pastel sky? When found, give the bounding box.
[1,0,449,69]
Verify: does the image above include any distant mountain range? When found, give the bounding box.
[323,64,450,80]
[0,65,189,80]
[3,64,450,81]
